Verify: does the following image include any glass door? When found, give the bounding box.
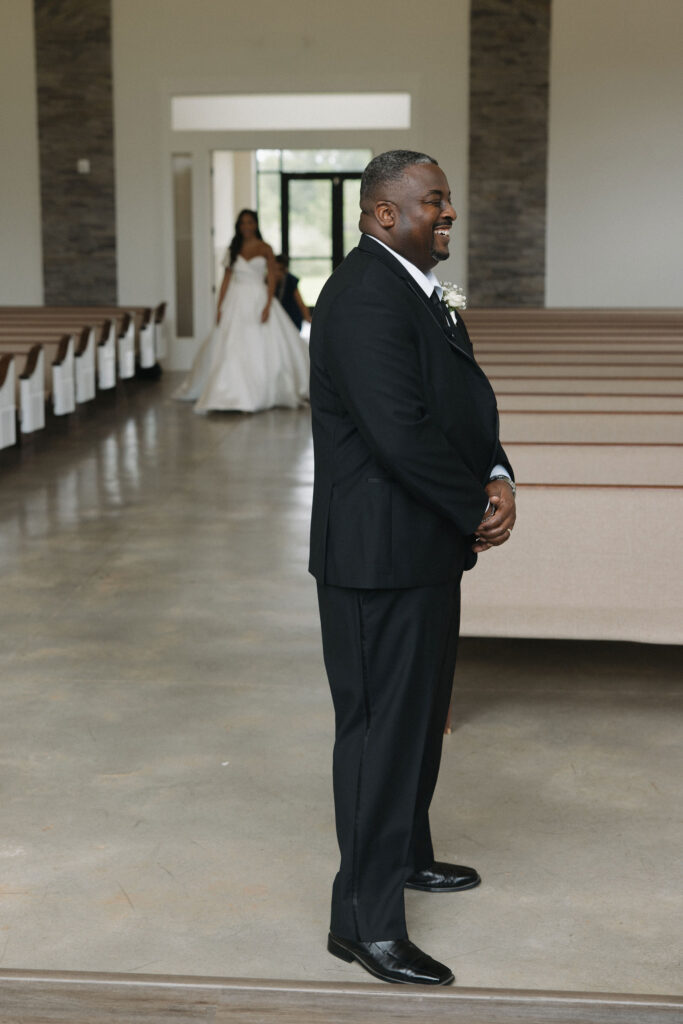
[281,172,362,306]
[343,177,362,258]
[282,176,333,308]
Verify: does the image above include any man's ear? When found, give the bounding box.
[374,200,396,229]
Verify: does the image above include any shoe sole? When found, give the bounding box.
[327,935,454,986]
[405,874,481,893]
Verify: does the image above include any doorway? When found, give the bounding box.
[205,149,371,334]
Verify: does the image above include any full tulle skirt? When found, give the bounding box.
[174,270,309,413]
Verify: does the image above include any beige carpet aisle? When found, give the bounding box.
[0,374,680,995]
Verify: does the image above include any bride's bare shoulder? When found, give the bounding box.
[242,240,272,259]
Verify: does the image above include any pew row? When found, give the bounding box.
[0,354,16,449]
[0,303,166,442]
[460,487,682,645]
[1,314,132,387]
[498,394,683,412]
[464,308,683,324]
[0,328,97,410]
[0,346,45,448]
[503,442,679,487]
[451,310,683,643]
[498,411,681,444]
[489,377,683,395]
[0,303,166,368]
[0,335,73,419]
[0,302,166,377]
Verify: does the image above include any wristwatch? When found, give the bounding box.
[489,474,516,498]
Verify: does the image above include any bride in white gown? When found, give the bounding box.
[175,209,309,413]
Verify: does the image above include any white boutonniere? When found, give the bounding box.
[440,282,467,315]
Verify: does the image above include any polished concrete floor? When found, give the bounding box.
[0,376,681,995]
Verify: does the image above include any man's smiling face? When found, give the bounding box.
[383,163,457,272]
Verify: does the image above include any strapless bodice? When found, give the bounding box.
[232,254,267,285]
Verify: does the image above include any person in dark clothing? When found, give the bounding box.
[274,255,312,331]
[309,150,516,986]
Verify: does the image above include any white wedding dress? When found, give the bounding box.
[175,254,309,413]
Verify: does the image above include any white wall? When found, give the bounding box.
[212,151,256,295]
[4,1,682,319]
[111,0,471,363]
[546,0,683,307]
[0,0,43,304]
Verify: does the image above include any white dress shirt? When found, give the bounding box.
[363,235,511,487]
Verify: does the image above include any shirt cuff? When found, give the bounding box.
[490,464,511,481]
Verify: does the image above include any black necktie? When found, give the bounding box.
[429,290,455,336]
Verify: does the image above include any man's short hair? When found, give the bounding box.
[360,150,437,203]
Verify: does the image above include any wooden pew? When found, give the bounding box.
[0,353,16,449]
[0,334,74,417]
[0,345,45,439]
[0,315,118,389]
[0,302,166,450]
[0,330,80,413]
[0,302,164,371]
[448,308,683,651]
[0,323,96,401]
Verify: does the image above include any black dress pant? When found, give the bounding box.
[316,578,462,941]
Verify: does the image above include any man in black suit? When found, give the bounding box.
[309,150,516,985]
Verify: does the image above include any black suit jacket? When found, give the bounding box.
[308,235,513,589]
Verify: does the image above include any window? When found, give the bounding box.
[171,93,410,132]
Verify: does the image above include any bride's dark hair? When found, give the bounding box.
[228,209,263,266]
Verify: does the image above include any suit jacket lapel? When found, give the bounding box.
[402,275,477,364]
[449,309,475,358]
[358,235,477,365]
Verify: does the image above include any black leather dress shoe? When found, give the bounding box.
[328,932,454,985]
[405,860,481,893]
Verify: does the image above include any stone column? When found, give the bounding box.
[34,0,117,304]
[468,0,551,306]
